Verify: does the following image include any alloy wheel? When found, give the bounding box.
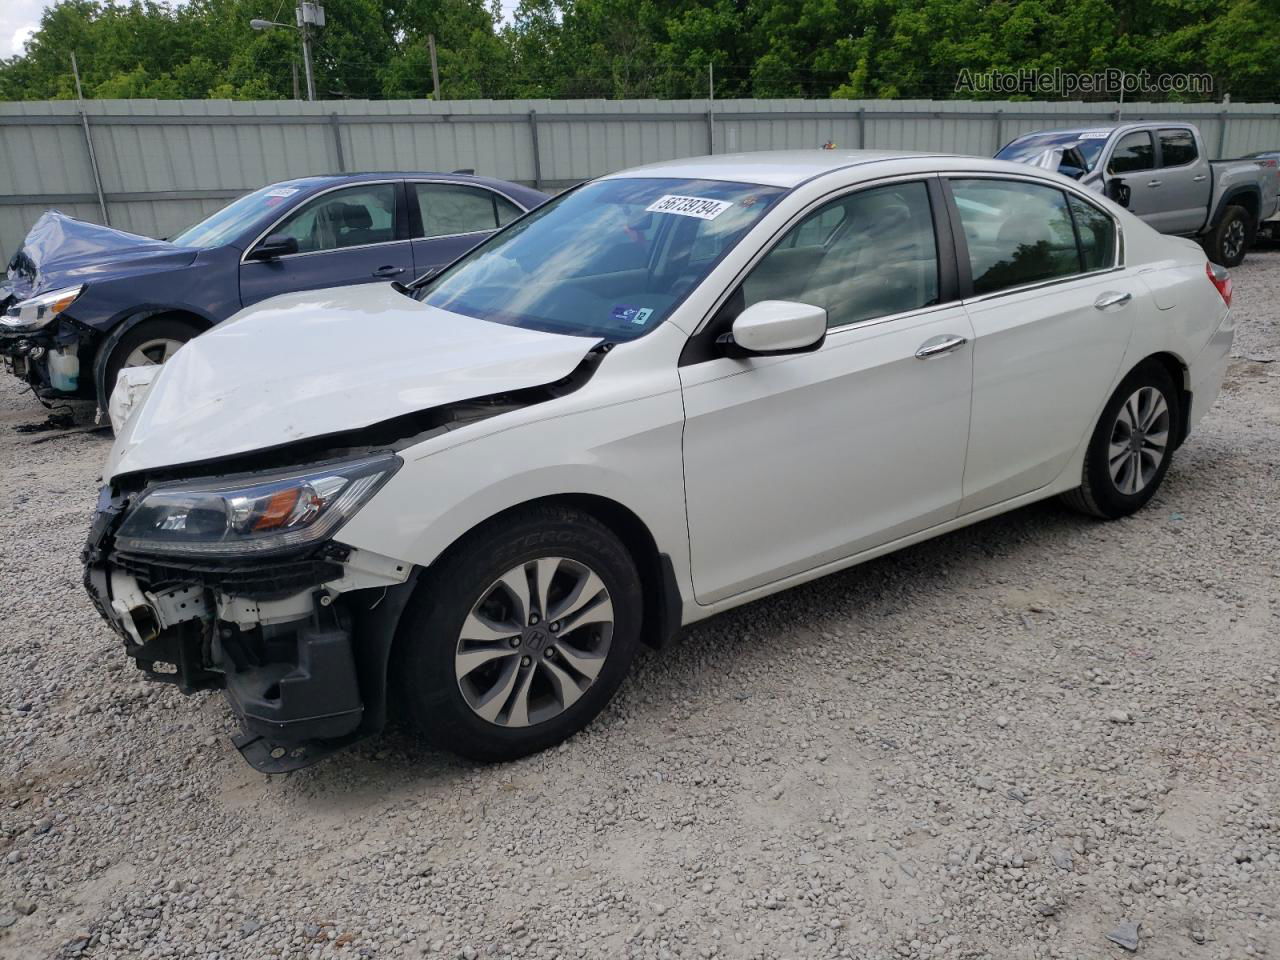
[124,337,186,367]
[455,557,614,727]
[1223,219,1246,262]
[1108,386,1170,495]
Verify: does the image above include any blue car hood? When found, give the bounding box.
[2,211,198,304]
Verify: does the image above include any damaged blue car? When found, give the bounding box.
[0,172,547,411]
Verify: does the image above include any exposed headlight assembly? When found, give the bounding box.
[114,454,400,557]
[2,284,85,331]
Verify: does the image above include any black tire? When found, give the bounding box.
[102,316,202,405]
[1060,360,1182,520]
[394,504,643,762]
[1204,205,1252,267]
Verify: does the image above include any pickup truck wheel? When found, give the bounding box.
[1205,205,1252,267]
[104,317,201,400]
[395,505,643,762]
[1060,360,1181,520]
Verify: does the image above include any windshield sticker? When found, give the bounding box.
[645,195,733,220]
[611,305,655,326]
[1077,130,1112,139]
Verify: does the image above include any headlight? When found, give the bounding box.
[114,454,400,557]
[2,284,85,331]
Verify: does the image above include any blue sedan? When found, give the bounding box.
[0,172,548,410]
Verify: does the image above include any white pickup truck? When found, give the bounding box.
[998,122,1280,266]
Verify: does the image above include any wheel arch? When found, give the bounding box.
[1210,187,1260,230]
[1135,351,1193,448]
[92,308,214,410]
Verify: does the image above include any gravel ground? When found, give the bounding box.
[1,253,1278,960]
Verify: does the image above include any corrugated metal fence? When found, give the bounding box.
[3,96,1280,263]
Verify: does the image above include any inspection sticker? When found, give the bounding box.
[611,305,655,326]
[645,195,733,220]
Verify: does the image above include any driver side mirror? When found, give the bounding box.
[717,300,827,359]
[1105,178,1131,208]
[247,234,299,261]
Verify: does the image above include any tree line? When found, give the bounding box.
[1,0,1275,103]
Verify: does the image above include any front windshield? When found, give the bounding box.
[170,182,311,249]
[419,177,785,341]
[997,132,1109,172]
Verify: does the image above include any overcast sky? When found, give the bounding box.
[3,0,522,59]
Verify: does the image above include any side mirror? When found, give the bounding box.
[247,234,299,261]
[717,300,827,359]
[1105,178,1131,208]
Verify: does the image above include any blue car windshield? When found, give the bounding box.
[997,131,1109,172]
[170,182,310,248]
[419,177,785,340]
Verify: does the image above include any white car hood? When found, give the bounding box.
[106,284,598,479]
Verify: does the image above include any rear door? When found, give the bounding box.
[947,176,1141,513]
[239,181,413,306]
[1154,128,1211,234]
[408,181,525,277]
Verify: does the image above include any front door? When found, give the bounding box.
[239,181,414,307]
[1104,130,1163,228]
[680,179,974,604]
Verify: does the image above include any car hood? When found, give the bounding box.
[105,283,598,480]
[2,211,196,304]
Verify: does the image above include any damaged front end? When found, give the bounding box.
[1,284,94,399]
[82,455,416,773]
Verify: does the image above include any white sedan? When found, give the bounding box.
[87,150,1234,770]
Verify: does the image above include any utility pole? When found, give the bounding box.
[708,62,715,154]
[291,60,300,100]
[298,2,317,101]
[428,33,441,100]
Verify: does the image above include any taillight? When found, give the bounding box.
[1206,261,1232,307]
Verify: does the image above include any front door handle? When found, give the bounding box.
[1147,179,1163,188]
[1094,291,1132,310]
[372,265,407,278]
[1192,174,1208,182]
[914,334,968,359]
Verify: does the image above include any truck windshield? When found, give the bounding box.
[419,177,785,341]
[170,182,311,249]
[997,132,1108,172]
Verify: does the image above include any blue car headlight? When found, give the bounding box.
[114,454,400,557]
[2,284,85,331]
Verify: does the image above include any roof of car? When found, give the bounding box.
[267,171,547,201]
[603,150,954,188]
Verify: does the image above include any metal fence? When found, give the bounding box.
[4,96,1280,263]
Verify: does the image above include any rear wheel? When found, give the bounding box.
[1204,205,1251,267]
[396,505,643,761]
[1061,361,1182,519]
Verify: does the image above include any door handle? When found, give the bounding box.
[1094,291,1132,310]
[914,334,968,359]
[372,265,406,278]
[1146,179,1163,187]
[1192,174,1207,182]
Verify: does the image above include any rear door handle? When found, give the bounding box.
[372,265,406,278]
[1147,179,1163,187]
[1094,291,1132,310]
[914,334,968,359]
[1192,174,1208,182]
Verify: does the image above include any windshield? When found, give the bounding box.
[418,177,785,340]
[997,131,1109,172]
[170,182,312,249]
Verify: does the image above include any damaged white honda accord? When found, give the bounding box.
[85,151,1234,771]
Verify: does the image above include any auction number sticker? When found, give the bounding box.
[1077,130,1111,139]
[646,195,733,220]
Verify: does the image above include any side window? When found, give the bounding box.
[415,183,520,238]
[739,181,939,329]
[1108,131,1155,174]
[271,184,397,254]
[951,179,1079,295]
[1158,129,1198,167]
[1067,195,1117,272]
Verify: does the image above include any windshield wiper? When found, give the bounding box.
[392,267,441,299]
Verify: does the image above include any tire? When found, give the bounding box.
[395,504,643,762]
[102,316,202,403]
[1204,205,1252,267]
[1060,360,1182,520]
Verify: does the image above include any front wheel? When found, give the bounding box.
[395,505,643,762]
[102,316,201,406]
[1060,361,1182,519]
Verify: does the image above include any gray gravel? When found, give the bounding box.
[2,252,1279,960]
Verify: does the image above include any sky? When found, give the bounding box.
[2,0,523,58]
